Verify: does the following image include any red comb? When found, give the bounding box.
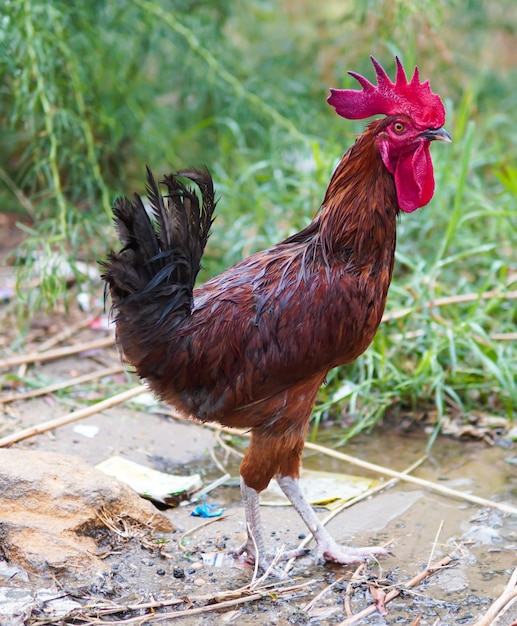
[328,56,445,129]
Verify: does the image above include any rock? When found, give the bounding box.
[0,449,173,574]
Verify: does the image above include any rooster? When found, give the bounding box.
[101,57,450,573]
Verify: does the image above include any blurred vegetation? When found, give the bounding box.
[1,0,516,437]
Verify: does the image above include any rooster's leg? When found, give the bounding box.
[276,474,387,565]
[233,477,308,574]
[234,477,267,560]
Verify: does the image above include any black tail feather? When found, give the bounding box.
[101,165,216,324]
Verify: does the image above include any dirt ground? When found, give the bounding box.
[0,234,516,624]
[0,310,516,625]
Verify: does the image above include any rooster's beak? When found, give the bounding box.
[421,128,452,143]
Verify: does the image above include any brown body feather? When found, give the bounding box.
[102,119,398,493]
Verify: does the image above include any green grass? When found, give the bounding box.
[1,0,516,438]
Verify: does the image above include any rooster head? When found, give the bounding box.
[327,56,450,213]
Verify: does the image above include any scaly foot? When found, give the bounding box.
[232,541,309,578]
[276,474,388,568]
[237,477,310,577]
[315,537,388,566]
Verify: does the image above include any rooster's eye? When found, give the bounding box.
[393,122,405,134]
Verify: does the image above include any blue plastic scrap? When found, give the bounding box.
[191,502,225,518]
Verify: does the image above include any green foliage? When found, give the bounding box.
[1,0,516,435]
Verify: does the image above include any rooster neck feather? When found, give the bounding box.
[318,120,398,261]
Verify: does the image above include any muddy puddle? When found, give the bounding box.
[1,384,516,625]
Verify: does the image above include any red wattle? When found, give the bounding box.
[394,143,435,213]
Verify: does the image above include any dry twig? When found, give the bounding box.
[303,573,347,614]
[380,288,517,324]
[12,318,106,378]
[0,336,115,370]
[0,385,146,447]
[0,365,124,404]
[426,520,444,570]
[471,566,517,626]
[35,317,97,352]
[304,441,517,516]
[95,507,153,542]
[344,563,368,618]
[338,555,454,625]
[33,579,313,625]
